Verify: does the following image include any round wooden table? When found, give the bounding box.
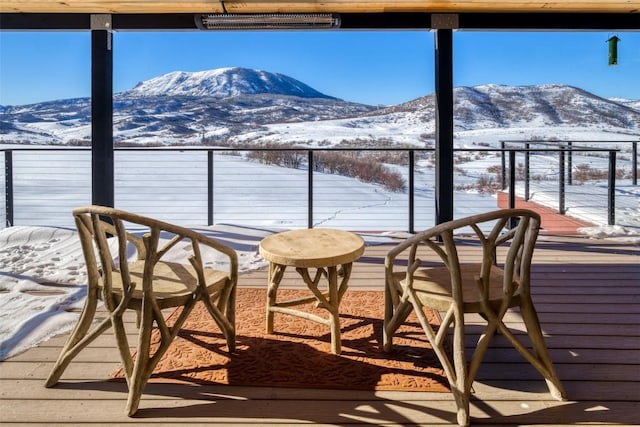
[258,228,365,354]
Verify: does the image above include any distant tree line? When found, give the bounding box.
[244,142,406,192]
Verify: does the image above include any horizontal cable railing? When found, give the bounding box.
[1,142,637,231]
[500,140,638,227]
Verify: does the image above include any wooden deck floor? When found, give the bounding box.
[1,235,639,426]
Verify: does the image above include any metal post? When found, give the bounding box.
[501,141,507,190]
[4,151,13,227]
[509,150,516,209]
[91,25,114,207]
[308,150,313,229]
[207,150,214,226]
[633,142,637,186]
[558,150,565,215]
[409,150,415,233]
[434,29,454,226]
[508,150,517,228]
[524,142,530,200]
[567,141,573,185]
[608,151,616,226]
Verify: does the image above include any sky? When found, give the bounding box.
[0,30,638,106]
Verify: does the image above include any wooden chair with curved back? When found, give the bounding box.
[383,209,566,426]
[45,205,238,416]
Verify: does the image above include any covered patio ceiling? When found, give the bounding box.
[1,0,639,14]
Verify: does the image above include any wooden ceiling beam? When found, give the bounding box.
[1,1,639,14]
[2,12,638,30]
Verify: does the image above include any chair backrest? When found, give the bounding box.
[393,209,541,304]
[73,205,237,304]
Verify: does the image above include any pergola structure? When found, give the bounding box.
[2,1,639,226]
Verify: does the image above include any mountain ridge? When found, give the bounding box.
[1,67,639,146]
[123,67,338,100]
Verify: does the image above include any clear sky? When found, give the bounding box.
[0,29,638,106]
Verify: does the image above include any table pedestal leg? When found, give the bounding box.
[266,261,354,355]
[266,262,286,334]
[326,265,341,354]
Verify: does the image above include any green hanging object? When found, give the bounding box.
[607,35,620,66]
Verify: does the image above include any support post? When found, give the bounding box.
[91,18,114,208]
[633,142,637,186]
[509,150,516,209]
[434,29,454,225]
[509,150,517,228]
[208,150,214,226]
[501,141,507,190]
[608,151,616,226]
[567,141,573,185]
[4,151,13,227]
[308,150,314,229]
[409,150,415,233]
[558,150,565,215]
[524,143,530,200]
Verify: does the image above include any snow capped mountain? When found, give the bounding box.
[1,67,639,147]
[453,84,640,129]
[123,67,337,100]
[376,83,640,130]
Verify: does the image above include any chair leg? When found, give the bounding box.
[125,322,151,417]
[45,292,104,387]
[226,284,236,351]
[451,387,470,427]
[410,298,471,426]
[124,298,214,416]
[519,298,567,401]
[383,300,413,352]
[450,313,471,427]
[383,279,416,352]
[125,301,161,416]
[203,290,236,353]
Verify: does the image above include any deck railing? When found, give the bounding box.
[1,142,636,231]
[500,140,638,226]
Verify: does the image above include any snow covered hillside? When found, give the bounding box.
[1,67,638,147]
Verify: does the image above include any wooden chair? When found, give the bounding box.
[45,205,238,416]
[383,209,566,426]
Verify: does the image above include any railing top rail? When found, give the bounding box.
[501,140,638,143]
[500,139,637,149]
[459,147,619,152]
[0,145,620,153]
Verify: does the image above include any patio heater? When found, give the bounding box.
[195,13,341,30]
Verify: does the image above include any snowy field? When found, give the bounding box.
[0,147,502,230]
[1,140,637,230]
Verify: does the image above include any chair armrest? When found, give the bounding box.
[151,221,239,285]
[385,226,444,274]
[190,232,239,282]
